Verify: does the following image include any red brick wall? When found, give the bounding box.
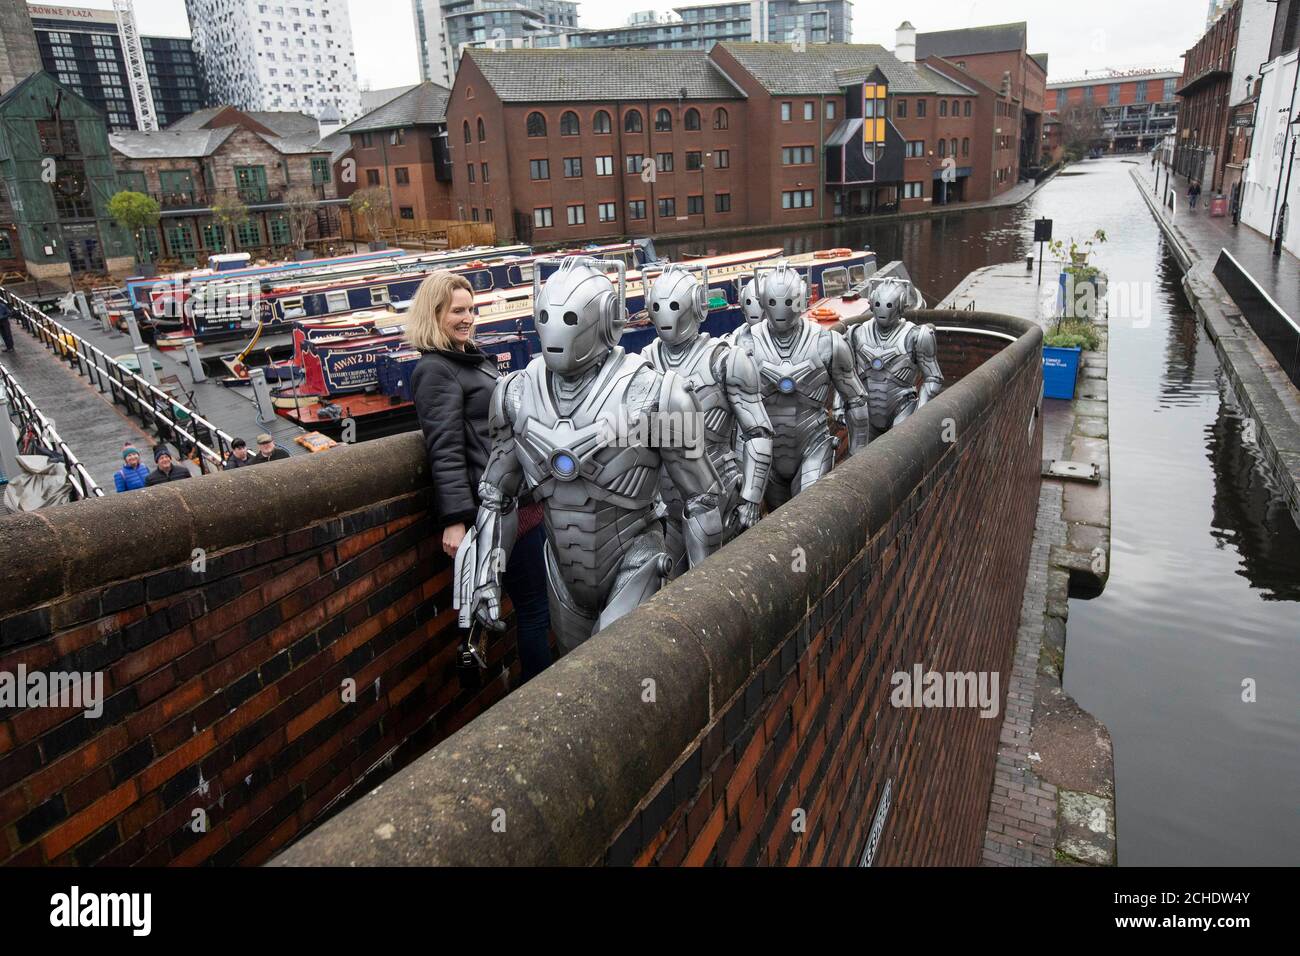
[0,438,521,866]
[349,126,453,222]
[608,317,1042,866]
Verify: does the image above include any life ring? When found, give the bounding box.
[467,260,487,268]
[809,307,838,320]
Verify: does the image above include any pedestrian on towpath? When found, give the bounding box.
[145,445,192,486]
[1189,180,1202,209]
[114,445,150,492]
[0,298,14,352]
[252,432,290,464]
[224,437,256,469]
[407,270,553,681]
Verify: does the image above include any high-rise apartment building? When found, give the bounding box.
[568,0,852,50]
[27,4,207,131]
[184,0,361,122]
[412,0,578,87]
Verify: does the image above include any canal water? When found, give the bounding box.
[666,158,1300,865]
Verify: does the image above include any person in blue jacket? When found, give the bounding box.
[114,446,150,492]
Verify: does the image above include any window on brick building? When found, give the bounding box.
[780,102,792,121]
[896,99,907,118]
[714,107,728,129]
[962,137,970,156]
[964,100,971,117]
[626,153,644,174]
[533,207,553,228]
[656,152,674,172]
[530,159,550,180]
[902,182,924,199]
[366,168,380,185]
[560,111,580,135]
[477,117,485,141]
[685,151,702,170]
[567,204,585,225]
[655,109,672,131]
[628,199,646,220]
[395,167,410,184]
[803,101,814,120]
[467,163,475,182]
[917,99,926,117]
[463,120,471,143]
[714,149,729,168]
[658,197,676,217]
[940,100,948,117]
[715,192,731,212]
[826,101,836,120]
[527,112,547,137]
[684,108,700,130]
[625,110,643,133]
[594,110,612,134]
[598,202,616,222]
[481,163,489,182]
[781,189,814,209]
[563,157,582,177]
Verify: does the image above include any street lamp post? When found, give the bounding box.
[1274,113,1300,257]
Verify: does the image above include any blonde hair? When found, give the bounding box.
[405,270,475,351]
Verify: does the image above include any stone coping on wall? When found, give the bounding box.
[272,309,1043,866]
[0,436,433,630]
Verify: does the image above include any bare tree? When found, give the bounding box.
[283,186,319,251]
[1058,106,1104,161]
[349,187,391,242]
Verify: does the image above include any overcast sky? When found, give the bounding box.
[114,0,1211,90]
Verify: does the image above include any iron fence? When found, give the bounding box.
[0,360,104,499]
[0,288,234,473]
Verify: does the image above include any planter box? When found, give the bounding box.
[1043,345,1082,400]
[291,249,315,261]
[367,241,388,251]
[1058,271,1106,319]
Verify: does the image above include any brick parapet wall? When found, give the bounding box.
[275,309,1045,867]
[0,437,523,866]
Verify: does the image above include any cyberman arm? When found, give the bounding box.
[827,331,871,453]
[659,373,726,567]
[913,324,945,410]
[722,346,773,529]
[455,375,524,631]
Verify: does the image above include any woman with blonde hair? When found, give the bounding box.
[407,270,552,680]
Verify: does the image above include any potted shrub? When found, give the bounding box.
[1049,229,1107,319]
[1042,317,1100,400]
[283,186,319,260]
[349,187,390,250]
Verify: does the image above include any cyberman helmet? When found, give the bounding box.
[760,263,808,333]
[648,265,708,347]
[869,277,913,332]
[534,256,627,376]
[739,277,763,326]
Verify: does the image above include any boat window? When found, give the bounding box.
[371,286,390,305]
[849,264,867,285]
[465,270,493,292]
[821,267,849,298]
[326,290,350,312]
[279,296,306,319]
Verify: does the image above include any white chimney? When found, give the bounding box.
[896,21,917,64]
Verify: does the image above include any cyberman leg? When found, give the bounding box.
[596,528,675,634]
[890,396,920,430]
[793,427,836,497]
[543,537,600,654]
[764,470,795,511]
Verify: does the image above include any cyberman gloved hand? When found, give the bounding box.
[845,277,944,440]
[643,265,774,575]
[729,262,871,510]
[455,256,725,652]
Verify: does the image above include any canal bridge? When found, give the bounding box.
[0,304,1042,866]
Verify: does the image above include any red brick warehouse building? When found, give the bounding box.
[1174,0,1241,192]
[446,38,1025,244]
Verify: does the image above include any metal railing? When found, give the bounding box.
[0,289,235,473]
[0,360,104,499]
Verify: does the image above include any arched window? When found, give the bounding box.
[477,117,485,141]
[655,108,672,131]
[952,100,960,116]
[684,108,700,130]
[624,109,643,133]
[714,107,729,129]
[526,112,547,137]
[593,110,611,134]
[560,110,580,136]
[962,137,970,156]
[939,100,948,117]
[964,100,971,117]
[950,138,958,157]
[463,120,471,144]
[938,139,947,157]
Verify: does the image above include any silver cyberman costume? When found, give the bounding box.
[721,277,762,343]
[455,256,725,652]
[642,265,774,573]
[845,277,944,438]
[730,262,871,509]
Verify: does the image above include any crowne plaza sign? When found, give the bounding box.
[28,5,117,22]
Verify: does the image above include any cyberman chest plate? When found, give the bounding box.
[855,324,918,387]
[647,338,732,445]
[513,356,662,507]
[747,323,830,408]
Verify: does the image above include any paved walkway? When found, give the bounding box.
[1133,160,1300,321]
[1,329,159,493]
